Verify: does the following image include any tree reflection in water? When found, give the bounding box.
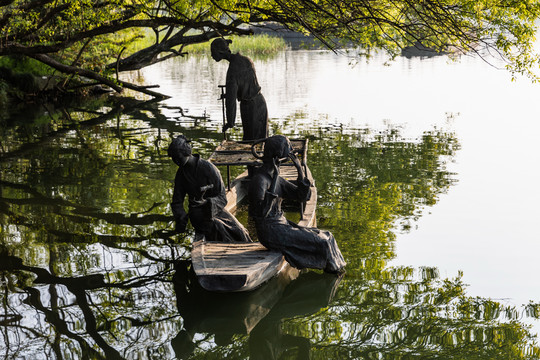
[0,101,539,359]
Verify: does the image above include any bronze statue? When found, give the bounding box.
[248,135,346,274]
[211,38,269,140]
[168,135,251,242]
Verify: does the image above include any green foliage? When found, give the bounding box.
[0,79,9,108]
[1,0,540,91]
[61,28,149,73]
[305,128,459,272]
[2,0,148,44]
[258,0,540,79]
[0,56,50,75]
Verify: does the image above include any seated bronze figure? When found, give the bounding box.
[168,135,251,243]
[248,135,346,273]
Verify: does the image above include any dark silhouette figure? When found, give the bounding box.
[248,135,346,273]
[168,135,251,242]
[211,38,269,140]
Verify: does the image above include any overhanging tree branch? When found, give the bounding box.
[109,22,252,71]
[29,53,123,93]
[30,52,173,98]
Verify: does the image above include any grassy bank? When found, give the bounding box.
[184,34,288,58]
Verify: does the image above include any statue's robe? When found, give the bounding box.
[225,53,268,140]
[249,169,346,273]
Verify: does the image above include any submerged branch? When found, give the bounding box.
[117,79,171,99]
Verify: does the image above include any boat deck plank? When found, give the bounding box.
[193,241,283,274]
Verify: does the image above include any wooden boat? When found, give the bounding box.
[191,139,317,292]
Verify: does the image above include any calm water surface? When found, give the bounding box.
[1,49,540,359]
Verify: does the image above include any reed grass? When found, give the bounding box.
[184,34,288,58]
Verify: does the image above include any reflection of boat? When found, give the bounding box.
[191,139,317,292]
[173,259,300,337]
[172,262,342,358]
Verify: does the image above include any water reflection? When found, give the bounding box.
[309,126,460,272]
[0,92,539,358]
[172,261,341,359]
[1,250,177,359]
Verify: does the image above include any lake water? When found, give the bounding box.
[1,48,540,359]
[147,49,540,305]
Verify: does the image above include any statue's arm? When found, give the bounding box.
[280,176,311,202]
[249,174,273,218]
[289,153,311,201]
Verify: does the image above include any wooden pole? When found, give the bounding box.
[219,85,227,140]
[218,85,230,189]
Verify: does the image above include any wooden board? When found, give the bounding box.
[209,139,307,166]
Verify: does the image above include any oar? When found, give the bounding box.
[218,84,231,189]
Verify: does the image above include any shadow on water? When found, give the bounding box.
[1,100,540,358]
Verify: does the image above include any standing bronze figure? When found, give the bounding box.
[248,135,346,273]
[168,135,251,243]
[211,38,269,141]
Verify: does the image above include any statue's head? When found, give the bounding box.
[262,135,293,163]
[168,135,192,166]
[211,38,232,62]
